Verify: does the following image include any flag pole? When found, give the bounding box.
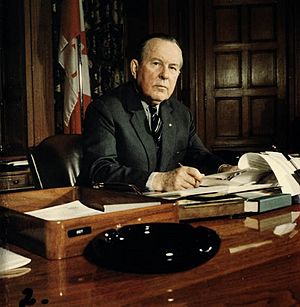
[76,35,84,131]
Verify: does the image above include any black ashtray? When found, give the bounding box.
[84,223,221,273]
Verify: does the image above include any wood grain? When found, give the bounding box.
[0,187,178,259]
[1,204,300,306]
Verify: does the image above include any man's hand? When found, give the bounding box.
[151,165,204,192]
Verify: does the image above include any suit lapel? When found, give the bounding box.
[123,85,157,170]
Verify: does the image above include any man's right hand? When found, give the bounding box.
[151,165,204,192]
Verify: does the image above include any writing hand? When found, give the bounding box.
[152,165,204,191]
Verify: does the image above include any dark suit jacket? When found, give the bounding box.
[80,82,224,190]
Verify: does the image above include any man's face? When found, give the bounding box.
[131,38,182,106]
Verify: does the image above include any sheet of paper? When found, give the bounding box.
[0,247,31,273]
[290,157,300,169]
[264,151,296,173]
[238,152,300,196]
[25,200,162,220]
[26,200,102,221]
[261,154,300,195]
[146,183,274,200]
[201,168,272,187]
[238,152,271,171]
[200,169,249,186]
[199,177,237,186]
[145,185,229,199]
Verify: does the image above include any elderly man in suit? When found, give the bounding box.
[80,33,233,191]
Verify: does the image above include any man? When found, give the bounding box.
[80,33,234,191]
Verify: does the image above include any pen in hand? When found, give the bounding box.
[178,163,204,187]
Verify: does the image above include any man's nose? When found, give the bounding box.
[159,65,169,79]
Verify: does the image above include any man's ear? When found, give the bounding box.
[130,59,139,79]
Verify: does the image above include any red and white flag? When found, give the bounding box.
[58,0,91,134]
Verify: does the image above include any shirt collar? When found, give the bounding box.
[141,101,159,114]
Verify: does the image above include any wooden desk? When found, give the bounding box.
[1,205,300,306]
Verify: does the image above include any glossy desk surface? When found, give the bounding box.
[2,204,300,306]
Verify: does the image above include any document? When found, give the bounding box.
[238,151,300,196]
[200,151,300,194]
[200,168,266,186]
[25,200,162,221]
[26,200,102,221]
[149,150,300,200]
[146,183,275,200]
[0,247,31,273]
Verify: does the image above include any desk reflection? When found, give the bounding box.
[2,204,300,306]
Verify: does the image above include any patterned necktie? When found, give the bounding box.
[149,106,162,145]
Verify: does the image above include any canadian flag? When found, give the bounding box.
[58,0,91,133]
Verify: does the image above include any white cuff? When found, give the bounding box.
[145,172,159,191]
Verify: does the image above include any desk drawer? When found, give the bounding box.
[0,170,33,191]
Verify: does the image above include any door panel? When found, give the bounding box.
[205,0,286,152]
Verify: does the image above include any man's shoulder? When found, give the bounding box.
[164,97,190,113]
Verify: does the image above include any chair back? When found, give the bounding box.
[27,134,82,189]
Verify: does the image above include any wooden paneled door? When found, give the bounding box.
[204,0,287,152]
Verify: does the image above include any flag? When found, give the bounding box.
[58,0,91,134]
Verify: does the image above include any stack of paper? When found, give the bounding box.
[146,183,275,200]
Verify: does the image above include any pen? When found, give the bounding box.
[178,163,202,186]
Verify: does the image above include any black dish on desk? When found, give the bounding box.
[84,222,221,273]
